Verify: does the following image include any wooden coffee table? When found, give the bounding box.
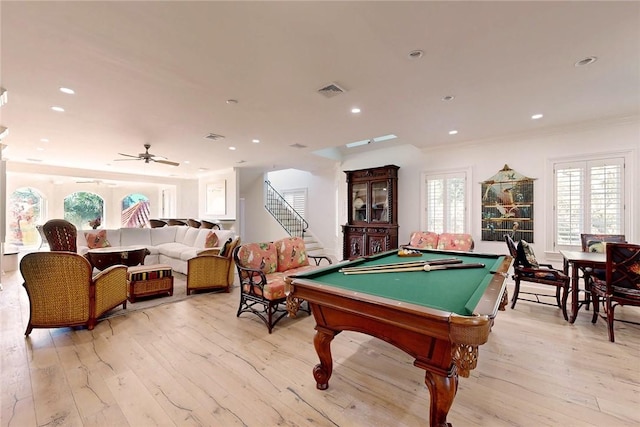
[86,246,149,271]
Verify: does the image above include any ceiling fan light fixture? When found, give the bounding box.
[575,56,597,67]
[204,133,225,141]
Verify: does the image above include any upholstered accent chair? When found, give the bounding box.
[167,219,187,226]
[234,236,332,333]
[186,237,240,295]
[20,251,128,335]
[149,219,168,228]
[42,219,78,252]
[590,242,640,342]
[505,235,570,320]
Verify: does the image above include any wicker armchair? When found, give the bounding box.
[186,237,240,295]
[590,243,640,342]
[20,251,128,335]
[42,219,78,252]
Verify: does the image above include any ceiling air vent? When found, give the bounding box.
[317,82,346,98]
[204,133,225,141]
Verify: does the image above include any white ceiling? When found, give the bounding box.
[1,1,639,179]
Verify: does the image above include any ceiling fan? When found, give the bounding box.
[115,144,180,166]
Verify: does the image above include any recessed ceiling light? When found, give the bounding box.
[252,139,260,143]
[229,146,236,150]
[59,87,75,94]
[575,56,597,67]
[36,147,45,151]
[40,138,49,142]
[351,107,361,114]
[449,130,458,135]
[51,106,65,112]
[183,160,190,164]
[226,99,238,104]
[531,113,544,120]
[442,95,455,102]
[408,49,424,59]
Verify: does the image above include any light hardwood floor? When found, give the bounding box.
[1,268,639,427]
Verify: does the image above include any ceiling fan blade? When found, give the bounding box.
[113,158,142,161]
[152,158,180,167]
[117,153,141,158]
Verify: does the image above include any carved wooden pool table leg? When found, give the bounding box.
[313,326,337,390]
[424,370,458,427]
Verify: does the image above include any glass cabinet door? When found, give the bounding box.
[352,182,368,222]
[371,181,389,222]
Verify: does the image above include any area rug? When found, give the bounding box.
[100,272,234,320]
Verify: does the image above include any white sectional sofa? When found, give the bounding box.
[76,226,236,274]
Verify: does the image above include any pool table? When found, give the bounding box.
[285,248,512,427]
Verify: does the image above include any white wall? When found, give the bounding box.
[197,168,238,221]
[267,167,337,253]
[335,117,639,266]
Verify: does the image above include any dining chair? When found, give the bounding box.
[504,235,570,320]
[149,219,168,228]
[579,233,626,309]
[590,242,640,342]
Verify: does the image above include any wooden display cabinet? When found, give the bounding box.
[342,165,399,260]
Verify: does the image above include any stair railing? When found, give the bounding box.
[264,180,308,237]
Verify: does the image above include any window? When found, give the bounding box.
[64,192,104,230]
[422,170,469,233]
[554,157,624,247]
[8,187,45,247]
[122,193,150,227]
[283,188,307,219]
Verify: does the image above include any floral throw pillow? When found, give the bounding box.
[409,231,439,249]
[85,230,111,249]
[275,236,309,272]
[236,242,278,274]
[516,240,539,269]
[204,231,219,248]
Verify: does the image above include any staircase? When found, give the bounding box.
[264,180,326,256]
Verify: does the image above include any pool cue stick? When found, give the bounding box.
[342,263,485,275]
[339,258,461,273]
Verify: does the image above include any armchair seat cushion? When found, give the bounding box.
[243,264,318,300]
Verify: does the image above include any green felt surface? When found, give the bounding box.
[295,251,505,315]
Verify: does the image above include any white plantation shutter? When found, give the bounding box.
[554,157,624,246]
[424,172,466,233]
[283,189,306,218]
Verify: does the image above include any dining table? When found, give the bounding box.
[558,250,606,323]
